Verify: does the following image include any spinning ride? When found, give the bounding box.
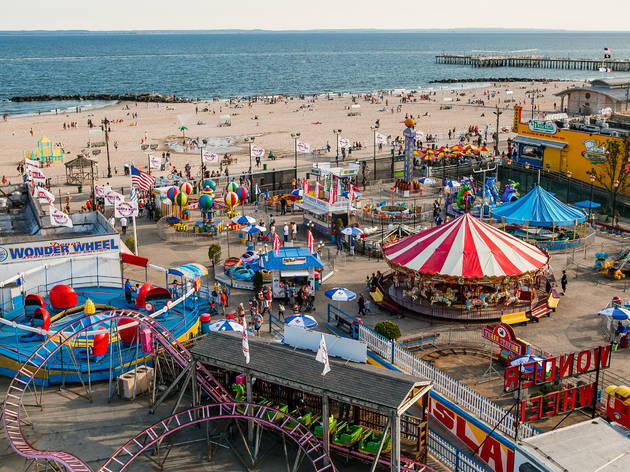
[383,213,550,320]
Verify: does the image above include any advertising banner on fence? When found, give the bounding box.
[114,200,139,218]
[202,151,218,163]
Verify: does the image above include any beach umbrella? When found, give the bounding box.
[203,179,217,191]
[418,177,436,184]
[510,355,549,375]
[226,181,239,193]
[209,320,244,332]
[198,194,214,212]
[342,190,362,199]
[340,226,364,237]
[285,314,318,330]
[241,225,266,234]
[174,192,188,208]
[180,182,193,195]
[324,288,356,302]
[236,186,249,203]
[225,192,239,210]
[292,189,303,197]
[598,306,630,320]
[447,180,461,188]
[166,187,179,203]
[179,126,188,137]
[231,215,257,225]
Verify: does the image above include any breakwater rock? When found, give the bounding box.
[9,93,192,103]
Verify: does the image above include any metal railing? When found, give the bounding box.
[427,428,492,472]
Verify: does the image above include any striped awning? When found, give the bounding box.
[168,263,208,279]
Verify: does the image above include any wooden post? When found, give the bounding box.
[322,394,330,463]
[390,412,400,472]
[246,372,253,443]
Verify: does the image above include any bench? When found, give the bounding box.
[370,287,383,303]
[547,289,560,311]
[530,303,552,321]
[500,311,529,325]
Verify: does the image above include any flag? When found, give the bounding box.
[349,184,355,202]
[115,200,139,218]
[303,179,309,195]
[336,178,341,197]
[95,184,110,198]
[131,165,155,190]
[242,317,250,364]
[149,154,162,169]
[35,186,55,204]
[49,206,73,228]
[129,186,138,203]
[375,132,387,145]
[104,189,124,206]
[328,186,336,205]
[315,182,321,198]
[202,151,218,163]
[250,145,265,158]
[296,141,310,153]
[315,334,331,376]
[307,230,315,254]
[26,165,46,181]
[273,232,282,256]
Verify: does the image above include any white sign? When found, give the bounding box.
[202,150,218,163]
[35,186,55,205]
[26,166,46,181]
[149,154,161,169]
[115,200,139,218]
[104,189,123,206]
[302,193,349,213]
[296,141,311,153]
[95,185,110,198]
[250,145,265,158]
[25,158,40,169]
[283,325,367,363]
[0,234,120,264]
[337,136,350,148]
[375,132,387,144]
[49,206,73,228]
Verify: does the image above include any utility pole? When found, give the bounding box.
[103,118,112,178]
[493,106,503,157]
[291,132,301,180]
[333,129,341,166]
[371,125,378,179]
[472,162,497,222]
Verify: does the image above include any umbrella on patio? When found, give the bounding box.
[418,177,436,184]
[231,215,257,225]
[510,355,549,374]
[291,189,303,197]
[573,200,601,209]
[285,313,318,329]
[241,225,266,234]
[324,288,356,302]
[447,180,461,188]
[340,226,364,237]
[598,306,630,320]
[209,320,244,332]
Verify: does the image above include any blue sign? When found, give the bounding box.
[0,237,119,263]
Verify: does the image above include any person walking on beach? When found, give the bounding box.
[560,270,567,295]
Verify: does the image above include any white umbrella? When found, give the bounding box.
[341,226,364,237]
[285,314,318,329]
[209,320,244,332]
[232,215,256,225]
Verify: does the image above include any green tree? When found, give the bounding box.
[252,271,264,292]
[589,137,630,217]
[207,244,222,276]
[374,320,402,341]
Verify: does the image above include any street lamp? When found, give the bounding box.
[588,173,596,223]
[506,158,512,181]
[244,136,255,175]
[370,125,378,180]
[493,106,503,157]
[613,179,620,228]
[566,170,572,203]
[102,118,112,178]
[333,129,342,166]
[291,132,301,180]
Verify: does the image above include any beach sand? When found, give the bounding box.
[0,80,585,191]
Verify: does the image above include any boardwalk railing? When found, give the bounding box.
[427,428,492,472]
[327,304,539,439]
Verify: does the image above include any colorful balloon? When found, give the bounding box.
[224,191,239,209]
[235,187,248,203]
[198,194,214,211]
[166,187,179,203]
[180,182,193,195]
[175,192,189,207]
[203,179,216,191]
[226,181,239,193]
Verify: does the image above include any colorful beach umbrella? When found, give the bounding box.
[418,177,436,184]
[324,288,356,302]
[598,306,630,320]
[285,314,318,329]
[241,225,266,234]
[340,226,364,237]
[231,215,256,225]
[209,320,244,332]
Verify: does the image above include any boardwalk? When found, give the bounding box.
[436,54,630,71]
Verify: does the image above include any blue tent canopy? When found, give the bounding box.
[491,186,586,227]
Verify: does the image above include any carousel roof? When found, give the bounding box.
[383,213,549,280]
[491,185,586,227]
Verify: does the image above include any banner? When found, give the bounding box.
[375,132,387,145]
[149,154,162,169]
[296,141,311,153]
[104,189,124,206]
[95,185,110,198]
[115,200,139,218]
[337,136,350,148]
[202,150,218,163]
[25,158,40,169]
[35,186,55,205]
[0,235,120,264]
[26,166,46,181]
[250,145,265,158]
[49,206,73,228]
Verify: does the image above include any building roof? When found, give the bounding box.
[260,246,323,270]
[518,418,630,472]
[555,86,629,102]
[64,155,98,169]
[590,78,630,88]
[190,332,431,412]
[513,135,567,149]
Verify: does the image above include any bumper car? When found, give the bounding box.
[232,266,255,280]
[240,250,259,264]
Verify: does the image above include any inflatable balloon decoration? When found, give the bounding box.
[456,181,476,212]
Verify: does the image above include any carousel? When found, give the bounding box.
[382,212,551,321]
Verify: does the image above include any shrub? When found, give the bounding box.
[252,271,264,292]
[335,218,343,237]
[208,244,222,264]
[125,236,135,252]
[374,320,401,341]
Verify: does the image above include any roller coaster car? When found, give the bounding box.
[282,409,314,431]
[358,430,391,455]
[332,424,364,447]
[265,403,289,423]
[311,415,340,438]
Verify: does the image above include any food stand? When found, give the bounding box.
[259,247,324,297]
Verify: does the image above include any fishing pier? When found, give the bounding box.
[436,54,630,71]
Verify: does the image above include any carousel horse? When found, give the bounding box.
[488,287,502,304]
[503,289,520,307]
[430,287,456,306]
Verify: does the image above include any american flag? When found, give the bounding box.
[242,317,250,364]
[307,230,315,254]
[129,186,138,203]
[131,165,155,190]
[273,232,282,256]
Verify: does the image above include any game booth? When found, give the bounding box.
[260,247,324,297]
[297,193,353,237]
[382,212,555,321]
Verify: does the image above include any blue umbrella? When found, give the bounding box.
[324,288,356,302]
[342,190,362,199]
[598,306,630,320]
[285,313,318,329]
[241,225,266,234]
[510,355,549,374]
[340,226,364,237]
[209,320,244,332]
[419,177,436,184]
[573,200,601,209]
[292,189,303,196]
[231,215,256,225]
[447,180,461,188]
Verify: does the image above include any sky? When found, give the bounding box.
[2,0,630,31]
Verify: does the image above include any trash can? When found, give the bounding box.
[77,185,83,193]
[263,163,268,170]
[306,173,310,180]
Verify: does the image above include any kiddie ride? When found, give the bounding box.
[223,252,271,283]
[0,254,209,385]
[595,249,630,280]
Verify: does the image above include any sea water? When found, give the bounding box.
[2,30,630,115]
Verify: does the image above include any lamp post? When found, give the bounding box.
[493,106,503,157]
[333,129,342,166]
[524,162,530,192]
[506,158,512,181]
[370,125,378,180]
[244,136,255,175]
[102,118,112,178]
[588,174,596,223]
[566,170,572,203]
[612,179,620,228]
[291,132,301,180]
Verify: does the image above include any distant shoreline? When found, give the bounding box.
[428,77,572,84]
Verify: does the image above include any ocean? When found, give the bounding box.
[2,30,630,115]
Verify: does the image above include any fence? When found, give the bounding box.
[427,428,492,472]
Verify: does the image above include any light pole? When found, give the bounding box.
[291,132,301,181]
[244,136,255,175]
[102,118,112,178]
[370,125,378,179]
[588,173,595,223]
[612,179,620,228]
[565,170,572,202]
[506,158,512,181]
[333,129,342,166]
[493,106,503,157]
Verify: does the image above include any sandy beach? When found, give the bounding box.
[0,80,585,191]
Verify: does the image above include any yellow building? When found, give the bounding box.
[512,106,630,194]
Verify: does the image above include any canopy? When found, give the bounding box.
[491,186,586,227]
[573,200,601,209]
[383,213,549,282]
[168,263,208,279]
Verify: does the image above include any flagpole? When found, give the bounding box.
[130,174,138,255]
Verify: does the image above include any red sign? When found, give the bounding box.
[482,324,528,361]
[520,383,596,422]
[505,345,612,392]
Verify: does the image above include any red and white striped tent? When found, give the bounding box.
[383,213,549,282]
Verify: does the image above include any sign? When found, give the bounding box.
[35,186,55,205]
[49,206,73,228]
[582,139,608,164]
[296,141,311,153]
[284,325,367,363]
[519,383,596,423]
[250,145,265,158]
[302,193,349,213]
[513,106,522,132]
[202,150,218,163]
[95,185,110,198]
[282,257,306,265]
[429,393,514,472]
[482,324,529,361]
[337,136,350,148]
[149,154,162,169]
[104,189,123,206]
[504,344,612,392]
[528,120,557,135]
[0,235,120,264]
[115,200,139,218]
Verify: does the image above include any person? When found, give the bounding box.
[560,270,567,295]
[253,311,263,336]
[291,221,298,241]
[283,223,289,243]
[296,395,308,418]
[120,216,128,235]
[357,294,366,316]
[220,290,228,314]
[280,198,287,215]
[124,278,134,303]
[545,277,552,294]
[108,215,116,229]
[336,235,343,254]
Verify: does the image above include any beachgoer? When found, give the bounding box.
[561,270,567,295]
[124,279,134,303]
